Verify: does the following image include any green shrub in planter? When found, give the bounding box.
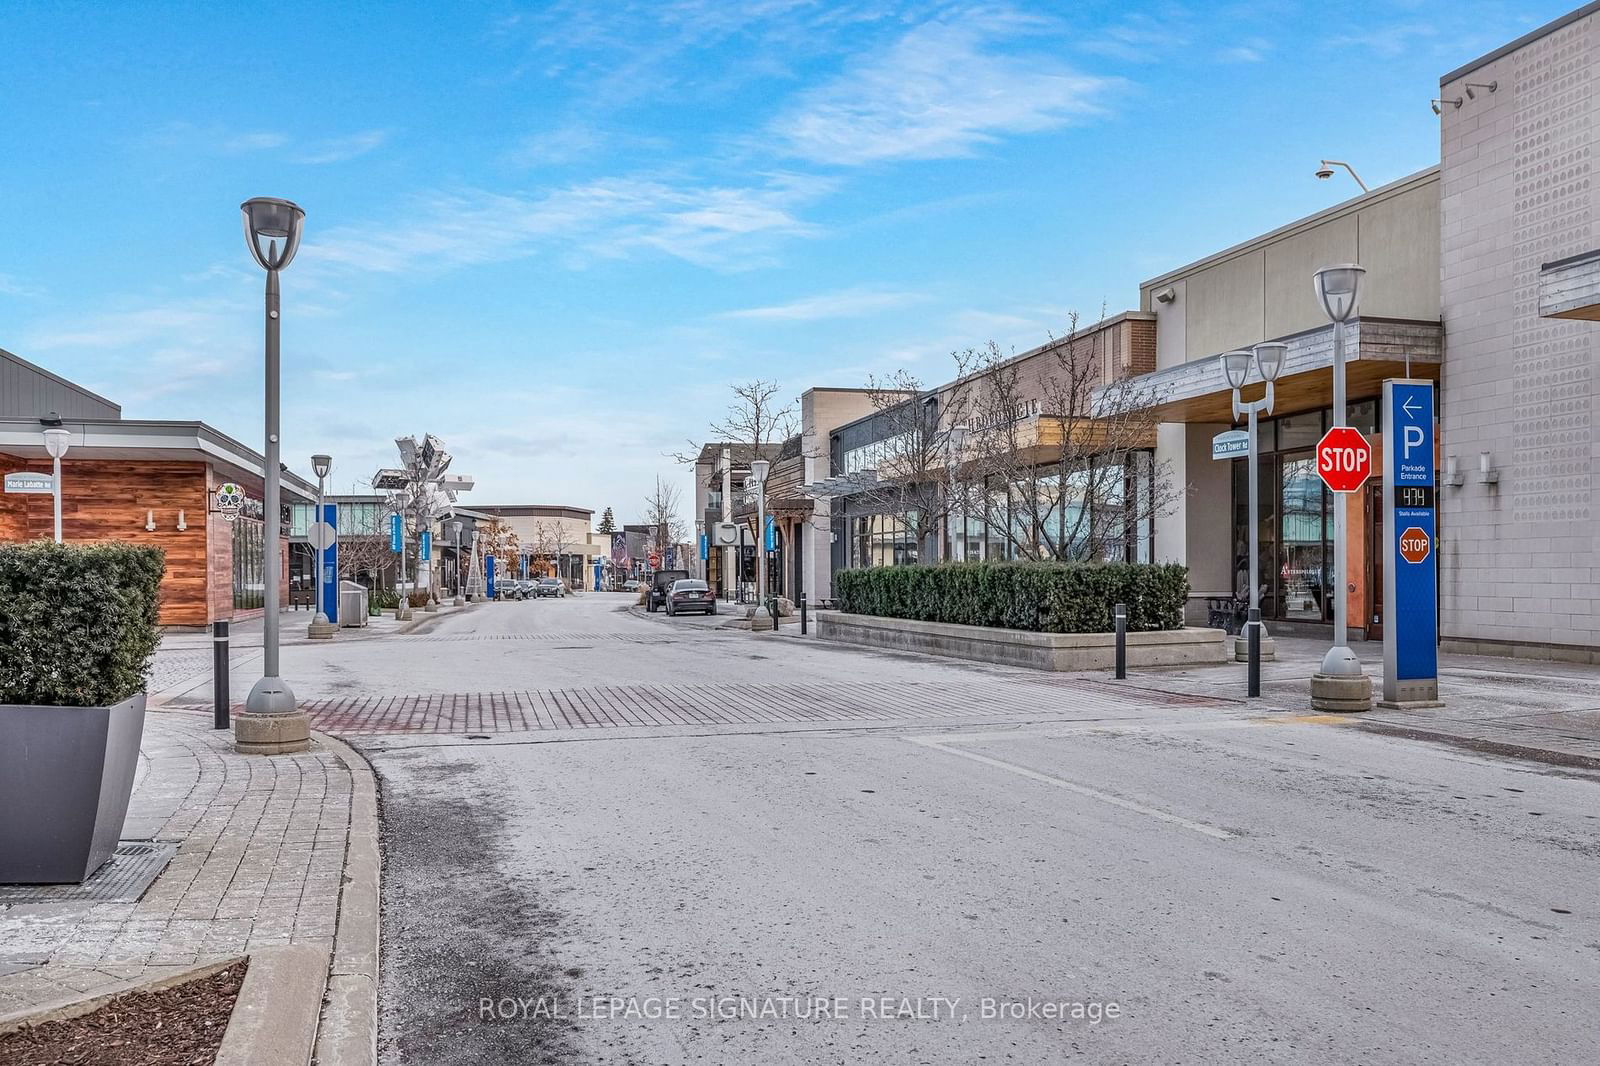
[834,561,1188,634]
[0,542,165,707]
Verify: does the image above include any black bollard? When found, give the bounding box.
[1114,602,1127,680]
[1247,607,1261,698]
[800,593,808,635]
[212,619,231,730]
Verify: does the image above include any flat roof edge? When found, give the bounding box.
[1441,1,1600,84]
[1139,166,1440,292]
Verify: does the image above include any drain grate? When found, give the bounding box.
[0,840,177,905]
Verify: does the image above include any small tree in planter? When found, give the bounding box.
[0,542,165,884]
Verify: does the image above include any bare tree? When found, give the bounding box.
[478,517,521,580]
[670,379,796,464]
[848,365,976,563]
[962,317,1178,562]
[642,476,687,565]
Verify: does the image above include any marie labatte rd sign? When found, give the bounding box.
[1316,426,1372,493]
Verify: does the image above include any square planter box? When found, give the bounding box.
[0,692,146,884]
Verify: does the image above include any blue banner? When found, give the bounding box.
[421,530,431,562]
[320,502,339,624]
[764,515,776,552]
[1382,380,1438,702]
[699,533,708,561]
[390,513,403,554]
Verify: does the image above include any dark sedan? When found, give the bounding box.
[664,579,716,616]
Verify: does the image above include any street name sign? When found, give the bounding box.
[1211,430,1249,461]
[1381,379,1440,707]
[1316,426,1372,493]
[3,472,54,494]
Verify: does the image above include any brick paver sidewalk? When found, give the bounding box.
[0,709,357,1021]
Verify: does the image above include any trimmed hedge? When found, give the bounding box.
[833,561,1189,634]
[0,542,165,707]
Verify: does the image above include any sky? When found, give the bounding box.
[0,0,1576,525]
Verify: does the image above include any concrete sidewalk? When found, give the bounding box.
[0,708,381,1064]
[1109,633,1600,768]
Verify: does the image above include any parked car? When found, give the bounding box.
[535,577,565,598]
[516,579,541,600]
[646,569,689,612]
[498,580,527,601]
[664,578,716,616]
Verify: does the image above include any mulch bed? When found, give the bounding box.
[0,960,247,1066]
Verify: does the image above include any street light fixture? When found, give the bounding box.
[238,196,310,754]
[448,520,465,606]
[308,454,334,636]
[1312,263,1369,701]
[41,428,70,544]
[1226,344,1287,691]
[750,458,770,627]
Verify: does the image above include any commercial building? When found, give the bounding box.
[765,3,1600,662]
[1,348,315,627]
[472,504,599,587]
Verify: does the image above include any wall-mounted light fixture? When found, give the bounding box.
[177,510,188,531]
[1154,286,1177,304]
[145,509,157,531]
[1477,451,1500,485]
[1442,455,1465,487]
[1314,159,1369,193]
[1431,98,1463,115]
[1465,81,1498,99]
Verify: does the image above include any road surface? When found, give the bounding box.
[277,593,1600,1064]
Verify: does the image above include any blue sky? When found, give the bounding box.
[0,1,1573,522]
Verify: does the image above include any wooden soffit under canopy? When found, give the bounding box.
[1103,318,1444,425]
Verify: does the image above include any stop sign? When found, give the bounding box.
[1316,427,1372,493]
[1398,526,1431,564]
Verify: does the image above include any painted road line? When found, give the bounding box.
[907,735,1235,841]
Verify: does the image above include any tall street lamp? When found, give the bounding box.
[237,196,311,755]
[1312,263,1371,709]
[307,453,336,639]
[42,428,70,543]
[1224,342,1286,691]
[750,457,770,629]
[449,520,465,606]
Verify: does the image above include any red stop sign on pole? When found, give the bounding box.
[1398,527,1431,564]
[1316,427,1372,493]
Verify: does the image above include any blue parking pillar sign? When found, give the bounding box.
[486,555,496,599]
[421,531,431,562]
[1381,379,1440,707]
[321,502,339,624]
[390,513,403,553]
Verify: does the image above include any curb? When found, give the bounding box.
[0,958,244,1034]
[308,729,382,1066]
[1355,719,1600,772]
[215,946,330,1066]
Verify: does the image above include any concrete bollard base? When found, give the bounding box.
[1234,635,1276,662]
[234,712,312,755]
[1310,672,1373,713]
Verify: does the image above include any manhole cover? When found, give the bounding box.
[0,840,178,904]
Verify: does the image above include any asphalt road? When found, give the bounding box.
[308,594,1599,1065]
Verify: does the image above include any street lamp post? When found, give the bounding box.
[750,457,770,630]
[237,196,311,755]
[307,454,336,640]
[449,520,465,606]
[42,428,70,543]
[1224,343,1286,690]
[1311,263,1373,711]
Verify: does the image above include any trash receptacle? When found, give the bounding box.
[339,581,369,627]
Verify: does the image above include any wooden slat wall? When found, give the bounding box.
[1,456,211,625]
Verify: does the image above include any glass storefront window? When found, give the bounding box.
[1276,411,1323,451]
[1280,456,1329,622]
[232,518,264,610]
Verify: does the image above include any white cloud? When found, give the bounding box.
[770,15,1112,165]
[293,129,390,164]
[720,286,927,321]
[302,172,833,274]
[221,130,290,153]
[1218,36,1271,63]
[0,273,43,298]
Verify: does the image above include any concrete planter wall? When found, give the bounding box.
[817,613,1227,672]
[0,692,146,884]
